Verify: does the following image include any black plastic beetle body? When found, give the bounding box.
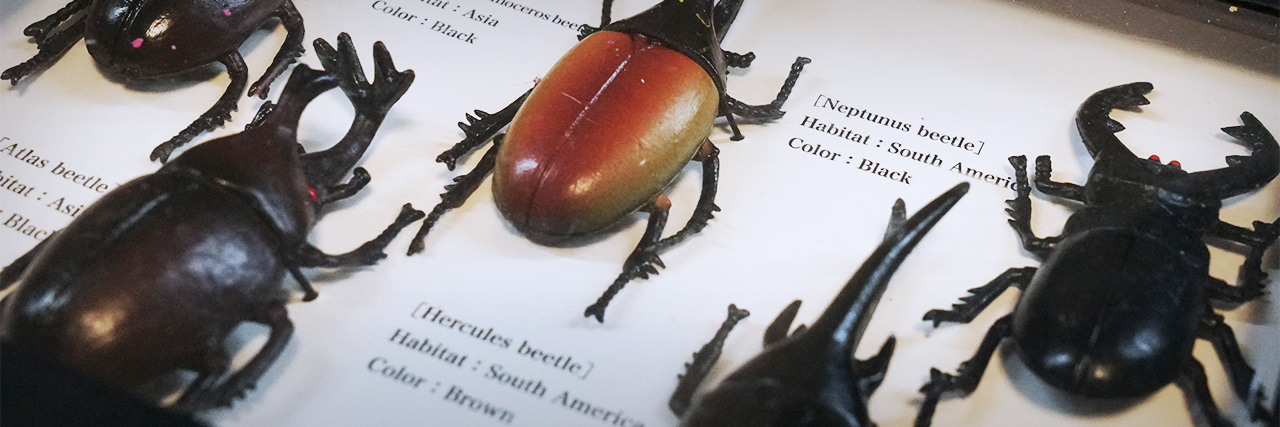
[3,0,308,162]
[915,82,1279,427]
[0,34,418,411]
[408,0,810,323]
[669,184,969,427]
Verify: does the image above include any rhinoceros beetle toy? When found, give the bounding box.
[406,0,810,322]
[914,82,1279,427]
[3,0,307,162]
[0,33,419,411]
[669,183,969,427]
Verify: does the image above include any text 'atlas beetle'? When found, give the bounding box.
[407,0,810,322]
[914,82,1279,427]
[671,183,969,426]
[3,0,308,162]
[0,33,419,411]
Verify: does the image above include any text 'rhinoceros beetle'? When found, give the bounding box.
[670,183,969,427]
[407,0,810,322]
[0,33,420,411]
[4,0,308,162]
[914,82,1279,427]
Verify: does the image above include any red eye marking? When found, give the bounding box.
[1169,160,1181,167]
[1148,155,1161,162]
[308,188,317,201]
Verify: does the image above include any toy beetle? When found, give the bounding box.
[407,0,810,322]
[0,33,419,410]
[670,183,969,426]
[914,82,1279,427]
[3,0,307,162]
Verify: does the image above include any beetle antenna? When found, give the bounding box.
[804,183,968,358]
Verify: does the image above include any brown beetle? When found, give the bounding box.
[0,33,417,411]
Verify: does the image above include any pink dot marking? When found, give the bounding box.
[171,45,177,50]
[131,38,144,48]
[224,9,232,16]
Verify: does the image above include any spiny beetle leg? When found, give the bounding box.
[315,167,372,206]
[1006,156,1059,259]
[247,0,306,99]
[1176,359,1234,427]
[297,203,425,267]
[437,89,530,170]
[722,56,811,122]
[202,304,294,409]
[668,304,749,417]
[578,0,614,40]
[151,52,249,163]
[22,0,90,43]
[915,316,1013,427]
[584,196,673,322]
[922,267,1034,327]
[763,300,803,347]
[1,18,85,85]
[409,140,502,255]
[657,142,720,252]
[1199,311,1258,400]
[1032,155,1086,202]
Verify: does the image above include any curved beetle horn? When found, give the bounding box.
[805,182,970,357]
[1172,111,1280,200]
[1075,82,1152,160]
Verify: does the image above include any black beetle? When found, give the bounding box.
[914,82,1279,427]
[0,33,419,411]
[669,183,969,427]
[406,0,810,322]
[3,0,308,162]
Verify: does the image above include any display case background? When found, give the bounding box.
[1,0,1277,426]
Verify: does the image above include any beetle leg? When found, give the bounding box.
[763,300,803,347]
[721,56,811,123]
[314,167,372,206]
[0,232,55,291]
[657,142,720,252]
[296,204,424,268]
[922,267,1035,327]
[1032,155,1086,202]
[409,141,503,255]
[1175,358,1235,427]
[668,304,749,416]
[1206,218,1278,303]
[172,350,230,411]
[1199,310,1259,401]
[1,17,85,85]
[202,303,294,409]
[578,0,614,40]
[584,196,673,322]
[713,0,747,41]
[852,336,896,400]
[436,90,531,170]
[150,52,249,163]
[1007,156,1060,260]
[723,51,755,68]
[915,316,1013,427]
[21,0,90,43]
[247,0,306,99]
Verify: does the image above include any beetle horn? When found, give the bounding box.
[803,182,969,358]
[1171,112,1279,200]
[1075,82,1151,160]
